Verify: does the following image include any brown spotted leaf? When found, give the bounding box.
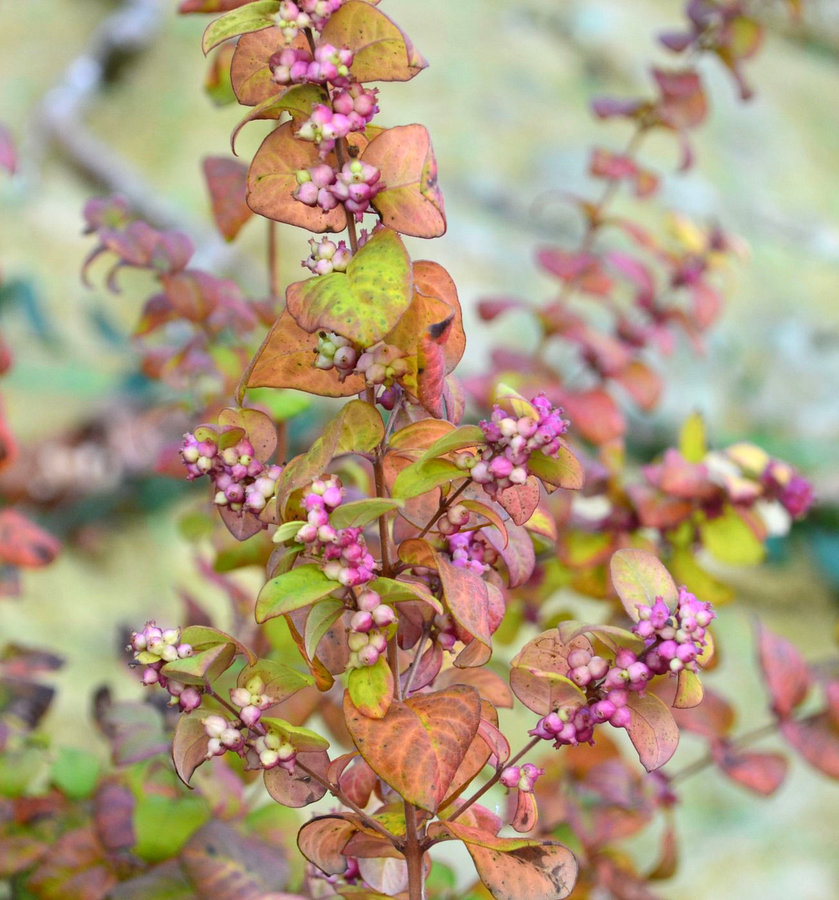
[343,685,481,812]
[440,822,577,900]
[263,749,330,807]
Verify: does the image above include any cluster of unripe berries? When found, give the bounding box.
[273,0,346,41]
[457,394,569,498]
[291,477,377,587]
[313,332,408,392]
[128,622,201,712]
[294,160,383,219]
[531,587,715,748]
[198,676,299,772]
[499,762,544,794]
[304,237,352,275]
[347,589,396,669]
[180,432,282,514]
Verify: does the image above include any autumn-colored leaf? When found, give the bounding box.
[202,156,253,241]
[26,827,117,900]
[264,749,330,807]
[231,28,307,106]
[755,622,811,718]
[362,125,445,237]
[625,691,680,771]
[0,510,60,568]
[320,1,427,83]
[496,476,541,526]
[245,309,366,395]
[343,685,481,812]
[434,552,492,667]
[561,388,625,444]
[715,747,788,795]
[297,815,359,875]
[202,1,281,54]
[439,822,577,900]
[181,820,290,898]
[247,122,348,232]
[610,548,678,622]
[286,229,413,345]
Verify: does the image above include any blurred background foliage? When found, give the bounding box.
[1,0,838,896]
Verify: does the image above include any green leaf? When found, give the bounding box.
[237,658,315,702]
[231,83,326,152]
[418,424,485,464]
[180,624,257,665]
[392,458,464,500]
[609,548,678,621]
[202,1,281,54]
[329,497,404,530]
[679,411,707,463]
[261,717,330,751]
[50,747,100,800]
[347,656,394,719]
[305,599,346,661]
[287,229,413,346]
[256,564,338,623]
[273,519,306,543]
[669,547,734,606]
[526,446,584,490]
[134,794,210,862]
[700,508,766,565]
[368,576,443,614]
[161,643,236,686]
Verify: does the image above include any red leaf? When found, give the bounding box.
[0,510,60,569]
[203,156,253,241]
[497,476,541,526]
[434,552,492,666]
[561,389,625,444]
[781,715,839,779]
[343,685,481,812]
[652,68,707,130]
[231,29,307,106]
[715,747,788,795]
[755,623,811,717]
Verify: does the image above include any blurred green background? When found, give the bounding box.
[1,0,839,897]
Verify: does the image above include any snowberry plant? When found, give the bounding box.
[2,0,827,898]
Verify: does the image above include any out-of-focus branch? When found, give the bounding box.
[25,0,240,271]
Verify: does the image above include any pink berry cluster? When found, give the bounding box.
[314,330,358,377]
[273,0,346,41]
[229,675,275,729]
[297,89,379,154]
[465,394,570,498]
[293,160,382,220]
[180,431,282,514]
[431,612,458,652]
[304,236,352,275]
[530,587,714,747]
[446,530,498,576]
[128,622,201,712]
[500,762,544,793]
[293,477,377,587]
[347,589,396,668]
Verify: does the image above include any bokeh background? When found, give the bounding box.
[1,0,839,897]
